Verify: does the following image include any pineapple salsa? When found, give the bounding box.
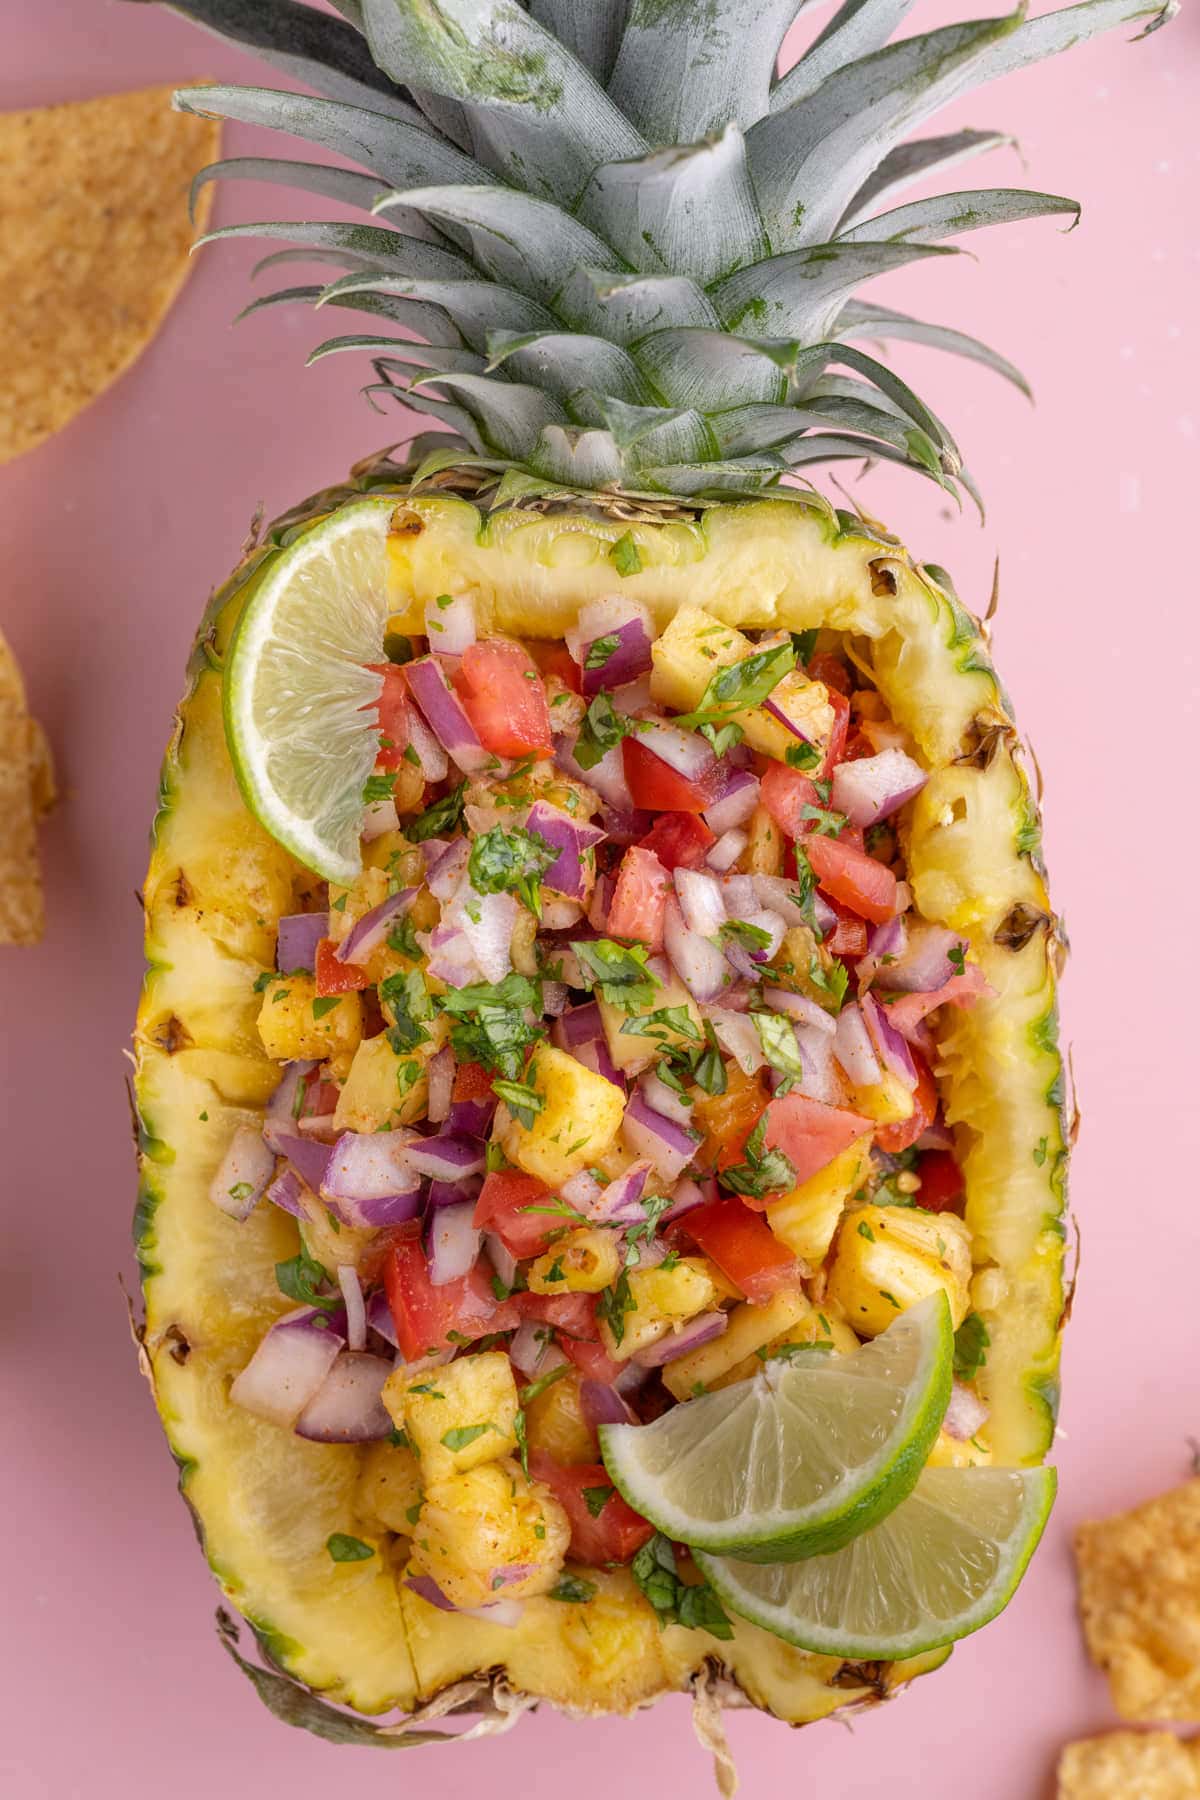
[217,591,994,1627]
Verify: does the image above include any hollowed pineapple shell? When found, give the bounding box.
[133,466,1067,1742]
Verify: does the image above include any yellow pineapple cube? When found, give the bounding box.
[767,1139,872,1265]
[850,1070,916,1127]
[332,1025,444,1132]
[256,972,363,1063]
[523,1368,599,1465]
[529,1227,621,1295]
[662,1290,807,1398]
[356,1439,424,1535]
[599,1256,716,1362]
[410,1458,571,1609]
[649,607,834,760]
[742,803,784,875]
[386,1350,519,1483]
[927,1429,991,1469]
[497,1044,625,1186]
[826,1205,972,1337]
[360,829,425,886]
[599,973,703,1074]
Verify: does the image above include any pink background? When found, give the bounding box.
[4,3,1199,1795]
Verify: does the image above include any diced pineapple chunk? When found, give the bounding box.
[741,803,784,875]
[850,1070,916,1126]
[662,1290,807,1399]
[523,1368,599,1465]
[599,1256,716,1362]
[497,1044,625,1185]
[386,1350,518,1483]
[332,1025,443,1132]
[767,1139,872,1265]
[599,973,703,1074]
[360,829,425,886]
[649,606,834,760]
[256,973,363,1063]
[927,1429,991,1469]
[356,1440,424,1535]
[529,1228,621,1295]
[826,1205,972,1337]
[410,1458,571,1609]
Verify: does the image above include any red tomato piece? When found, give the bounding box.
[528,641,583,694]
[558,1335,624,1386]
[452,1060,493,1104]
[683,1196,804,1302]
[874,1052,938,1155]
[820,687,851,779]
[804,833,898,924]
[761,1092,875,1189]
[825,901,868,959]
[455,640,553,757]
[366,664,413,770]
[530,1456,654,1564]
[385,1231,513,1361]
[916,1148,966,1214]
[314,937,371,995]
[473,1170,582,1260]
[636,811,716,871]
[759,762,822,839]
[607,845,671,951]
[514,1291,599,1341]
[622,736,724,813]
[808,651,853,696]
[840,726,877,764]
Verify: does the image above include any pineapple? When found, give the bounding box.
[496,1043,626,1185]
[386,1350,519,1482]
[131,0,1169,1750]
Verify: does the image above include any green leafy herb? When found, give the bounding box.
[948,943,966,974]
[381,968,433,1053]
[798,802,847,837]
[252,969,274,993]
[439,972,544,1082]
[808,954,849,1012]
[752,1011,806,1094]
[721,918,773,954]
[597,1268,637,1345]
[785,740,822,771]
[721,1113,796,1201]
[311,995,342,1021]
[406,782,466,843]
[573,691,640,771]
[699,720,744,758]
[582,1485,615,1518]
[654,1059,693,1104]
[387,914,422,961]
[405,1502,423,1526]
[517,1365,570,1408]
[326,1533,374,1563]
[691,1020,727,1096]
[790,629,819,665]
[953,1312,990,1381]
[571,938,660,1011]
[621,1005,701,1044]
[227,1180,254,1204]
[492,1077,544,1130]
[585,633,620,671]
[407,1382,446,1398]
[631,1534,733,1640]
[469,824,557,919]
[362,771,397,804]
[1032,1136,1049,1167]
[512,1408,529,1476]
[383,631,414,665]
[275,1248,339,1311]
[673,641,795,731]
[387,1426,410,1449]
[440,1423,502,1452]
[624,1193,673,1268]
[609,531,642,577]
[550,1571,598,1603]
[857,1219,876,1242]
[520,1195,582,1220]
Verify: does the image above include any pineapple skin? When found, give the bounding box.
[132,466,1068,1732]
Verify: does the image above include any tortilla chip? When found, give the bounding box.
[0,87,218,464]
[0,628,53,944]
[1057,1730,1200,1798]
[1076,1479,1200,1721]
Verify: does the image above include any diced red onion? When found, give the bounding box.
[263,1126,333,1193]
[425,591,476,656]
[597,804,652,846]
[943,1380,990,1441]
[542,978,570,1015]
[405,656,493,774]
[708,1006,766,1076]
[428,1173,483,1210]
[674,867,726,939]
[795,1024,844,1105]
[424,922,481,988]
[209,1125,276,1220]
[720,873,757,916]
[588,1159,652,1225]
[916,1114,956,1152]
[561,1168,604,1210]
[586,872,612,931]
[525,799,606,901]
[266,1166,306,1219]
[762,985,836,1036]
[362,796,399,840]
[337,1264,367,1350]
[637,719,717,783]
[265,1059,319,1129]
[335,887,417,966]
[634,1311,728,1368]
[833,1001,882,1086]
[623,1092,698,1182]
[573,1035,627,1091]
[859,914,908,988]
[426,1200,481,1287]
[556,734,634,812]
[880,965,991,1044]
[322,1130,419,1202]
[861,991,919,1090]
[704,770,760,837]
[707,828,747,872]
[880,923,966,994]
[230,1307,345,1426]
[510,1319,561,1378]
[832,748,928,828]
[295,1350,392,1441]
[579,1380,637,1427]
[664,898,731,1005]
[639,1070,692,1128]
[426,1046,455,1124]
[403,1134,486,1182]
[447,1091,497,1138]
[813,893,838,937]
[485,1232,519,1293]
[612,675,653,712]
[276,912,328,973]
[423,836,469,899]
[762,692,814,744]
[565,595,654,697]
[296,1111,338,1141]
[406,705,449,781]
[722,937,763,982]
[749,873,816,934]
[663,1175,715,1222]
[456,885,517,984]
[739,908,787,963]
[366,1288,399,1349]
[554,1001,604,1051]
[406,1575,457,1612]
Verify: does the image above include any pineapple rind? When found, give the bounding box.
[134,483,1065,1728]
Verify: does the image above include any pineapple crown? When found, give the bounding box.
[156,0,1171,508]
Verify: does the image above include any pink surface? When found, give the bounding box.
[4,3,1199,1796]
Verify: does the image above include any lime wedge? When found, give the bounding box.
[223,498,396,883]
[694,1465,1056,1659]
[599,1292,953,1560]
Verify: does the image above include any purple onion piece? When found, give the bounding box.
[571,1035,626,1092]
[446,1094,497,1138]
[833,1001,882,1087]
[703,769,760,837]
[405,656,494,774]
[335,888,417,967]
[525,799,606,900]
[579,1380,637,1427]
[623,1092,699,1182]
[267,1166,307,1220]
[554,1001,605,1051]
[265,1060,319,1129]
[403,1134,487,1182]
[294,1350,393,1442]
[366,1289,399,1350]
[556,734,635,813]
[229,1308,345,1427]
[265,1129,333,1195]
[634,1311,728,1369]
[861,991,919,1090]
[637,719,717,782]
[406,1575,458,1612]
[588,1159,652,1226]
[662,1176,715,1223]
[276,912,328,974]
[209,1126,276,1220]
[831,748,928,829]
[426,1200,480,1287]
[427,1172,483,1210]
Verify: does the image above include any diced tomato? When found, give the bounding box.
[473,1170,581,1260]
[314,937,371,995]
[916,1148,966,1214]
[820,687,851,779]
[874,1051,937,1155]
[385,1230,515,1360]
[759,762,822,839]
[367,663,414,770]
[759,1091,874,1189]
[298,1075,340,1119]
[683,1196,803,1302]
[808,651,853,696]
[452,1060,494,1104]
[622,736,724,813]
[530,1456,654,1564]
[699,1066,767,1174]
[881,965,992,1040]
[840,726,877,764]
[636,811,715,871]
[455,639,553,757]
[607,845,671,951]
[825,901,868,958]
[527,640,583,694]
[514,1291,599,1341]
[558,1334,624,1386]
[804,833,897,924]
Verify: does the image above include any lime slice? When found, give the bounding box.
[694,1465,1056,1659]
[223,498,396,883]
[600,1292,953,1560]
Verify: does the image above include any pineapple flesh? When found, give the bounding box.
[128,0,1167,1753]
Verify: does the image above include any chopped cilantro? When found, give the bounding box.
[582,1485,615,1518]
[550,1571,598,1603]
[1032,1136,1049,1167]
[252,969,274,993]
[624,1193,673,1268]
[387,914,422,961]
[440,1423,502,1452]
[948,943,966,974]
[953,1312,990,1380]
[691,1020,727,1095]
[699,720,744,758]
[573,691,640,772]
[621,1005,700,1043]
[326,1533,374,1563]
[275,1248,339,1311]
[469,824,557,919]
[585,633,620,671]
[492,1077,544,1130]
[752,1011,806,1093]
[797,802,847,837]
[790,629,820,665]
[597,1268,637,1345]
[517,1365,570,1407]
[438,972,544,1081]
[362,771,397,804]
[857,1219,876,1242]
[609,531,642,577]
[571,938,659,1011]
[406,782,466,842]
[311,995,341,1020]
[631,1534,733,1639]
[808,954,849,1012]
[721,918,773,954]
[387,1426,410,1449]
[673,641,795,731]
[381,967,433,1052]
[721,1113,796,1200]
[785,740,821,770]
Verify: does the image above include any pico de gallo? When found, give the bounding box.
[213,592,992,1622]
